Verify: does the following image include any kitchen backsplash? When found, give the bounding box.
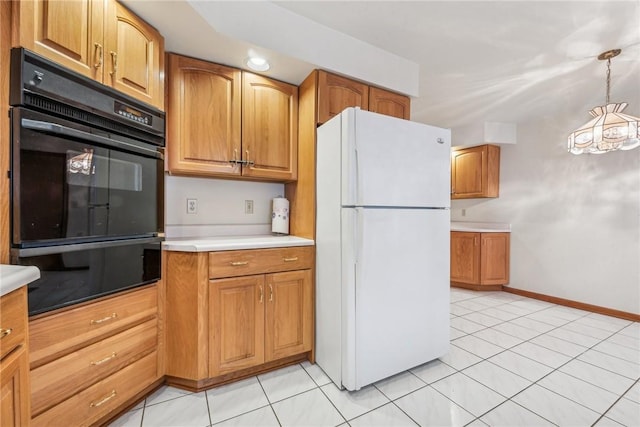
[164,175,284,238]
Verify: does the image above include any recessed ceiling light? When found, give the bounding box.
[246,56,270,72]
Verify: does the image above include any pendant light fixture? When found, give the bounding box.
[568,49,640,154]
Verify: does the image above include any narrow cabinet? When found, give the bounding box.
[104,0,164,109]
[242,72,298,181]
[15,0,165,109]
[0,287,30,427]
[451,144,500,199]
[166,54,241,176]
[209,275,265,376]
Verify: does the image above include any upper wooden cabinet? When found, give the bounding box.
[369,86,411,120]
[316,70,410,124]
[451,144,500,199]
[242,72,298,181]
[15,0,165,110]
[317,70,368,124]
[166,54,241,176]
[166,54,298,182]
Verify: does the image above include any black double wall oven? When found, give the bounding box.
[9,48,165,315]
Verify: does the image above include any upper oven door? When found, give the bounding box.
[11,108,163,249]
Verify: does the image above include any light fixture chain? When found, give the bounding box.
[606,57,611,104]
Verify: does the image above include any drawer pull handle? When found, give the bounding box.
[90,352,117,366]
[90,390,116,408]
[0,328,12,339]
[230,261,249,266]
[90,313,118,325]
[259,285,264,303]
[269,284,273,302]
[283,257,298,262]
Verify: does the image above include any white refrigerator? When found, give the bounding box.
[315,107,450,391]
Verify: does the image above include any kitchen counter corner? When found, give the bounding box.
[162,235,315,252]
[0,264,40,297]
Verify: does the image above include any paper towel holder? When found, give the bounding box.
[271,196,290,235]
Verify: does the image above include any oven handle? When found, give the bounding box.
[12,236,164,257]
[21,118,163,160]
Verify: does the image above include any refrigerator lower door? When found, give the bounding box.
[341,207,450,391]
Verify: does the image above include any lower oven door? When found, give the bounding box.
[11,107,163,248]
[13,237,162,316]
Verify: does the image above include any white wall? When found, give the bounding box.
[451,118,640,314]
[165,175,284,238]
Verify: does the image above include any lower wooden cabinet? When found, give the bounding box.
[29,285,161,426]
[166,246,314,390]
[450,231,510,289]
[0,287,30,427]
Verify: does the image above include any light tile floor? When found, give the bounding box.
[111,288,640,427]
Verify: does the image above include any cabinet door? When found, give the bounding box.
[264,270,312,362]
[368,87,410,120]
[480,233,510,285]
[209,275,265,376]
[0,348,30,427]
[17,0,105,81]
[450,232,480,284]
[166,54,241,177]
[104,0,164,109]
[451,147,485,199]
[317,70,368,124]
[242,72,298,181]
[451,145,500,199]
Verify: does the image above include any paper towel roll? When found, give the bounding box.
[271,197,290,235]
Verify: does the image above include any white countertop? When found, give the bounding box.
[0,265,41,297]
[163,235,315,252]
[451,221,511,232]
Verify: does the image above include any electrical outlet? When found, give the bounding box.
[187,198,197,214]
[245,200,254,214]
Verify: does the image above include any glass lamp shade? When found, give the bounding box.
[568,102,640,155]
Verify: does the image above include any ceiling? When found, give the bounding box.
[122,1,640,133]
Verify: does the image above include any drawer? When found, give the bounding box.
[31,319,157,417]
[209,246,314,279]
[32,351,158,427]
[30,285,157,367]
[0,287,27,360]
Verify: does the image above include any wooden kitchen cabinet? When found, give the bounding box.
[29,285,161,426]
[368,86,411,120]
[15,0,165,110]
[166,54,298,182]
[451,144,500,199]
[242,72,298,181]
[450,231,510,289]
[166,246,314,390]
[316,70,410,124]
[166,54,242,176]
[0,287,30,427]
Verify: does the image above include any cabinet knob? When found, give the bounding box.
[0,328,12,339]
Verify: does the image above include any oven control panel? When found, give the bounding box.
[114,101,153,126]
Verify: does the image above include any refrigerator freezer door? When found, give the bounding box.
[340,207,450,390]
[341,108,451,208]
